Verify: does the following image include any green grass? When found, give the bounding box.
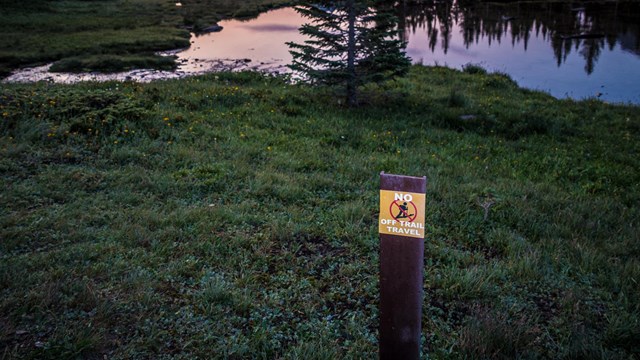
[49,54,178,73]
[1,67,639,358]
[0,0,293,76]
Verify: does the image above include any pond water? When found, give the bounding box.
[176,1,640,104]
[5,1,640,104]
[176,7,306,75]
[398,1,640,104]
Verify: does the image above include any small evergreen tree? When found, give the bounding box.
[287,0,410,106]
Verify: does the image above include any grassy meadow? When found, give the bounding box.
[1,66,639,358]
[0,0,292,76]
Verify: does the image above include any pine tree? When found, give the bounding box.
[287,0,410,106]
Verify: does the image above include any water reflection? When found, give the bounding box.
[5,2,639,103]
[398,0,640,103]
[176,7,307,73]
[177,1,640,102]
[399,0,640,75]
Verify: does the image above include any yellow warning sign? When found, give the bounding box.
[379,190,425,238]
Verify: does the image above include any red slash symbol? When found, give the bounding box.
[390,200,417,222]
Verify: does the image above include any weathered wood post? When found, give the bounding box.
[379,172,427,359]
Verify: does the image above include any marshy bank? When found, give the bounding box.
[0,0,293,77]
[3,54,288,84]
[4,1,640,104]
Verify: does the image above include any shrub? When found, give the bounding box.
[462,63,488,75]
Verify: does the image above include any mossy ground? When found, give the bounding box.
[1,67,639,358]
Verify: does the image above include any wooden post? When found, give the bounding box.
[379,172,427,359]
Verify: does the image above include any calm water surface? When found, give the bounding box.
[179,2,640,104]
[178,7,305,72]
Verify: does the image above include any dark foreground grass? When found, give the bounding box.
[0,0,292,76]
[1,66,639,358]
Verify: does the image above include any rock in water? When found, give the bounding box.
[201,24,223,33]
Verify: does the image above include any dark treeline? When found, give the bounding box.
[394,0,640,74]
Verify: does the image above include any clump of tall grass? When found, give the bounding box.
[50,54,178,73]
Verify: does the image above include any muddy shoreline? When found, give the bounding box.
[2,52,290,84]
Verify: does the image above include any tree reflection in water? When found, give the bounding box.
[395,0,640,75]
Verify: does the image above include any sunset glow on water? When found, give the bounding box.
[178,5,640,104]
